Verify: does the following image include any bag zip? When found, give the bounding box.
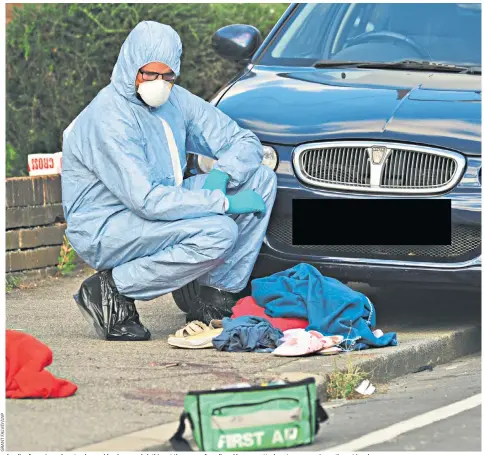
[213,397,299,415]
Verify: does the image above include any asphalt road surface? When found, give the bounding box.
[310,353,481,451]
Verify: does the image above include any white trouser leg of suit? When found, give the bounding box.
[94,165,276,300]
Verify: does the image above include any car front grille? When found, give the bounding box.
[299,147,371,187]
[381,149,457,189]
[293,141,466,194]
[267,216,481,264]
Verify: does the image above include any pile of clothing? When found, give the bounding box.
[168,264,397,356]
[6,330,77,399]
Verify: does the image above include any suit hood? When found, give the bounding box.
[111,21,182,103]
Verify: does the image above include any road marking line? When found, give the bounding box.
[325,393,482,452]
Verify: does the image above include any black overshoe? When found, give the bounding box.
[106,293,151,341]
[185,287,243,325]
[73,270,150,341]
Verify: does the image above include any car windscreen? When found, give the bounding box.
[258,3,481,68]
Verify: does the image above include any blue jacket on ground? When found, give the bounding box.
[212,316,283,353]
[251,264,397,350]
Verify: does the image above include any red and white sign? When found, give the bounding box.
[28,152,62,176]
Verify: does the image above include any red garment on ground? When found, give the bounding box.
[231,296,308,331]
[6,330,78,399]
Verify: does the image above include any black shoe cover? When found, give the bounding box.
[74,271,150,341]
[106,296,151,341]
[185,287,240,325]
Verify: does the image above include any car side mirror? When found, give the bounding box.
[212,24,262,63]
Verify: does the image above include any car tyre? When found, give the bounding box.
[172,279,201,313]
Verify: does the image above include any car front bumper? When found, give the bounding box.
[253,148,482,290]
[253,251,481,289]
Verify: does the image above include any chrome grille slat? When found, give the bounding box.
[436,156,441,188]
[318,149,324,181]
[419,153,425,186]
[404,152,410,187]
[295,141,465,194]
[396,150,403,187]
[342,148,347,184]
[350,149,356,183]
[422,154,429,187]
[331,148,336,182]
[356,148,360,184]
[320,149,324,181]
[335,148,341,183]
[308,150,314,179]
[340,147,345,183]
[314,150,319,177]
[391,151,396,187]
[364,149,369,184]
[414,152,420,187]
[331,149,335,181]
[409,152,416,187]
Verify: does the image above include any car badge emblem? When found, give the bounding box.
[371,146,387,165]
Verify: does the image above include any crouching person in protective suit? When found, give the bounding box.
[61,21,277,341]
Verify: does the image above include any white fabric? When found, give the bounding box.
[161,118,183,186]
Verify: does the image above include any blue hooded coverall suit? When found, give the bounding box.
[61,22,277,301]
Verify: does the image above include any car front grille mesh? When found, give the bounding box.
[267,216,481,264]
[300,147,371,186]
[381,149,457,189]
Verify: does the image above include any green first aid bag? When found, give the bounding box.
[170,378,329,451]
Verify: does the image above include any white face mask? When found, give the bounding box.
[137,79,172,108]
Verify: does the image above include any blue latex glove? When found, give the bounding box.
[226,190,266,215]
[202,169,230,194]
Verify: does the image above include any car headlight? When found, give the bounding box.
[196,145,279,174]
[262,145,278,170]
[197,155,215,173]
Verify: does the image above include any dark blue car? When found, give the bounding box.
[176,3,481,310]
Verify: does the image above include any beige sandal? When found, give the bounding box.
[167,320,223,349]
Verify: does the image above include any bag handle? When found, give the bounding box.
[315,399,329,434]
[170,412,194,451]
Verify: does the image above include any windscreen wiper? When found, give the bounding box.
[313,59,480,74]
[460,66,482,75]
[313,60,373,68]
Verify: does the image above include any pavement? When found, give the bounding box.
[147,353,482,452]
[5,267,481,451]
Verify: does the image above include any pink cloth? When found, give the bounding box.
[231,296,308,332]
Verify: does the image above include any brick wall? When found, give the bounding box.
[6,3,23,24]
[6,175,67,281]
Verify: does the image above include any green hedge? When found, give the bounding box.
[6,3,288,177]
